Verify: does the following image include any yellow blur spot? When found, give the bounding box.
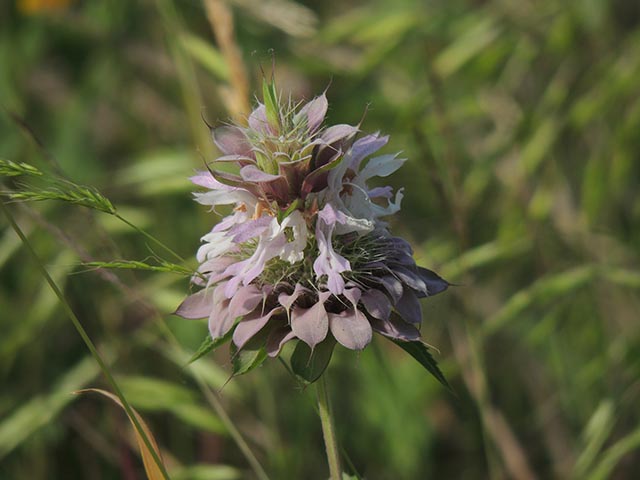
[18,0,73,14]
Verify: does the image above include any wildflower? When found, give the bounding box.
[176,80,449,382]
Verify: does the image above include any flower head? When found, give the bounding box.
[176,80,449,381]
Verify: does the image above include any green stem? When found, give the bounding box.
[115,213,184,263]
[1,200,171,480]
[317,374,342,480]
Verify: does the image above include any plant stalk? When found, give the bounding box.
[316,374,342,480]
[0,200,171,480]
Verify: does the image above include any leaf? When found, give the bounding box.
[0,354,104,459]
[433,17,500,77]
[290,338,336,384]
[230,342,267,377]
[262,78,280,129]
[172,464,242,480]
[188,329,234,365]
[587,426,640,480]
[74,388,168,480]
[117,376,225,435]
[179,33,229,81]
[573,400,615,478]
[391,340,450,390]
[484,266,597,336]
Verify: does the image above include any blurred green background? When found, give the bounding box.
[1,0,640,478]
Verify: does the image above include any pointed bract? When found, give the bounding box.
[329,309,372,350]
[291,291,331,348]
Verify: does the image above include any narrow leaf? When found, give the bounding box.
[230,342,267,377]
[188,330,234,365]
[262,78,280,129]
[391,340,450,390]
[75,388,168,480]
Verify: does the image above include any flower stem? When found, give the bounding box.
[316,374,342,480]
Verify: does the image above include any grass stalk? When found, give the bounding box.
[0,199,171,480]
[316,374,342,480]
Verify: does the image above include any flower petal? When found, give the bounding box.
[197,232,236,263]
[320,124,359,145]
[208,284,234,339]
[228,284,265,319]
[278,283,310,317]
[379,275,404,304]
[348,133,389,171]
[329,309,372,350]
[298,93,328,132]
[368,186,393,199]
[416,267,449,296]
[395,288,422,325]
[212,126,252,156]
[370,313,421,341]
[174,289,213,319]
[313,207,351,295]
[228,216,272,243]
[360,289,391,321]
[232,307,283,349]
[248,104,272,135]
[342,287,362,309]
[291,291,331,349]
[359,154,406,180]
[393,265,428,295]
[239,164,283,183]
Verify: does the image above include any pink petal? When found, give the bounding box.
[208,306,234,339]
[290,291,331,348]
[329,309,372,350]
[320,124,359,145]
[368,186,393,199]
[343,287,362,309]
[240,164,283,183]
[228,284,265,319]
[248,104,272,135]
[228,216,272,243]
[174,289,213,319]
[299,93,328,132]
[212,126,252,156]
[278,283,310,317]
[349,133,389,171]
[232,307,283,349]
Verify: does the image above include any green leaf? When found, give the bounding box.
[277,198,300,223]
[172,464,242,480]
[290,338,336,384]
[179,33,230,81]
[188,329,234,365]
[391,340,450,390]
[0,354,106,459]
[262,78,280,129]
[230,342,268,377]
[117,376,226,434]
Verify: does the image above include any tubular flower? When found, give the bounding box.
[176,80,449,382]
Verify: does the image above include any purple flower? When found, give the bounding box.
[176,80,449,381]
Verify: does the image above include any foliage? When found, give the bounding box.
[1,0,640,478]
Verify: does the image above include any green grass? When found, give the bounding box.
[1,0,640,478]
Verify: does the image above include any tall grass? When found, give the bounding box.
[1,0,639,478]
